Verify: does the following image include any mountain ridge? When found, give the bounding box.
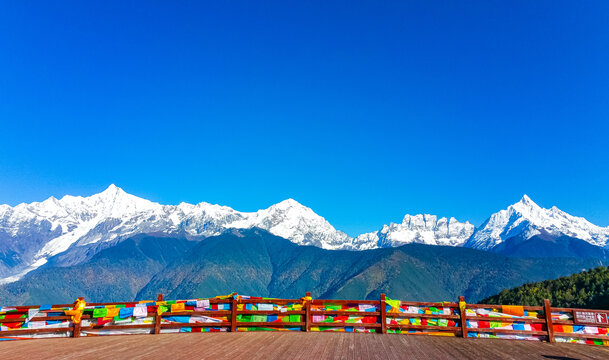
[1,186,608,283]
[1,229,604,306]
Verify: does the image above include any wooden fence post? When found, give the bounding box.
[154,293,163,335]
[458,296,468,338]
[380,294,387,334]
[544,299,555,343]
[230,297,238,332]
[72,297,84,338]
[305,292,311,332]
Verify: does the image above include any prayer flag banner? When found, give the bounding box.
[0,294,608,347]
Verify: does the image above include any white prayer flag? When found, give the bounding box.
[258,303,273,311]
[197,299,210,309]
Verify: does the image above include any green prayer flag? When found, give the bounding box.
[93,308,108,318]
[238,315,253,322]
[252,315,266,322]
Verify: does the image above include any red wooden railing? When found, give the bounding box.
[1,294,607,346]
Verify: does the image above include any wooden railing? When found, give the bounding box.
[1,293,608,346]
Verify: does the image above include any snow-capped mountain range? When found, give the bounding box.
[1,185,608,283]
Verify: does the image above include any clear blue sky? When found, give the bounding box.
[1,1,608,235]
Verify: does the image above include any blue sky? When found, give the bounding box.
[1,1,608,235]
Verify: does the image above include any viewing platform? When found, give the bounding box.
[3,332,608,359]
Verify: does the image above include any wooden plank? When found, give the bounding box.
[313,311,381,316]
[81,324,155,331]
[311,322,381,328]
[238,299,301,304]
[73,320,81,338]
[0,309,71,316]
[235,310,306,315]
[465,316,546,324]
[0,303,73,310]
[207,299,233,304]
[230,298,237,332]
[468,303,543,311]
[380,294,387,334]
[0,316,73,323]
[554,332,609,340]
[0,327,72,336]
[386,324,461,332]
[235,322,305,327]
[312,299,381,305]
[162,310,232,316]
[398,301,459,307]
[458,296,468,339]
[305,292,311,332]
[552,320,576,325]
[544,299,555,343]
[86,298,232,306]
[161,322,231,328]
[386,313,459,320]
[86,301,141,306]
[154,294,163,335]
[72,296,84,338]
[469,328,548,336]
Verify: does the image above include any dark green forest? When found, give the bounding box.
[482,266,609,309]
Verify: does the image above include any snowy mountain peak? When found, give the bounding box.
[466,195,609,250]
[510,194,542,215]
[272,198,303,209]
[101,183,120,194]
[514,194,537,207]
[351,213,475,250]
[227,198,351,249]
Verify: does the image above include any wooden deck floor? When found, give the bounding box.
[2,332,608,360]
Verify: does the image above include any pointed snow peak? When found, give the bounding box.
[41,196,60,205]
[511,194,541,213]
[100,184,124,196]
[90,184,131,204]
[270,198,306,210]
[518,194,535,205]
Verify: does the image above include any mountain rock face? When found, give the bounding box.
[352,214,475,249]
[1,229,604,306]
[465,195,609,251]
